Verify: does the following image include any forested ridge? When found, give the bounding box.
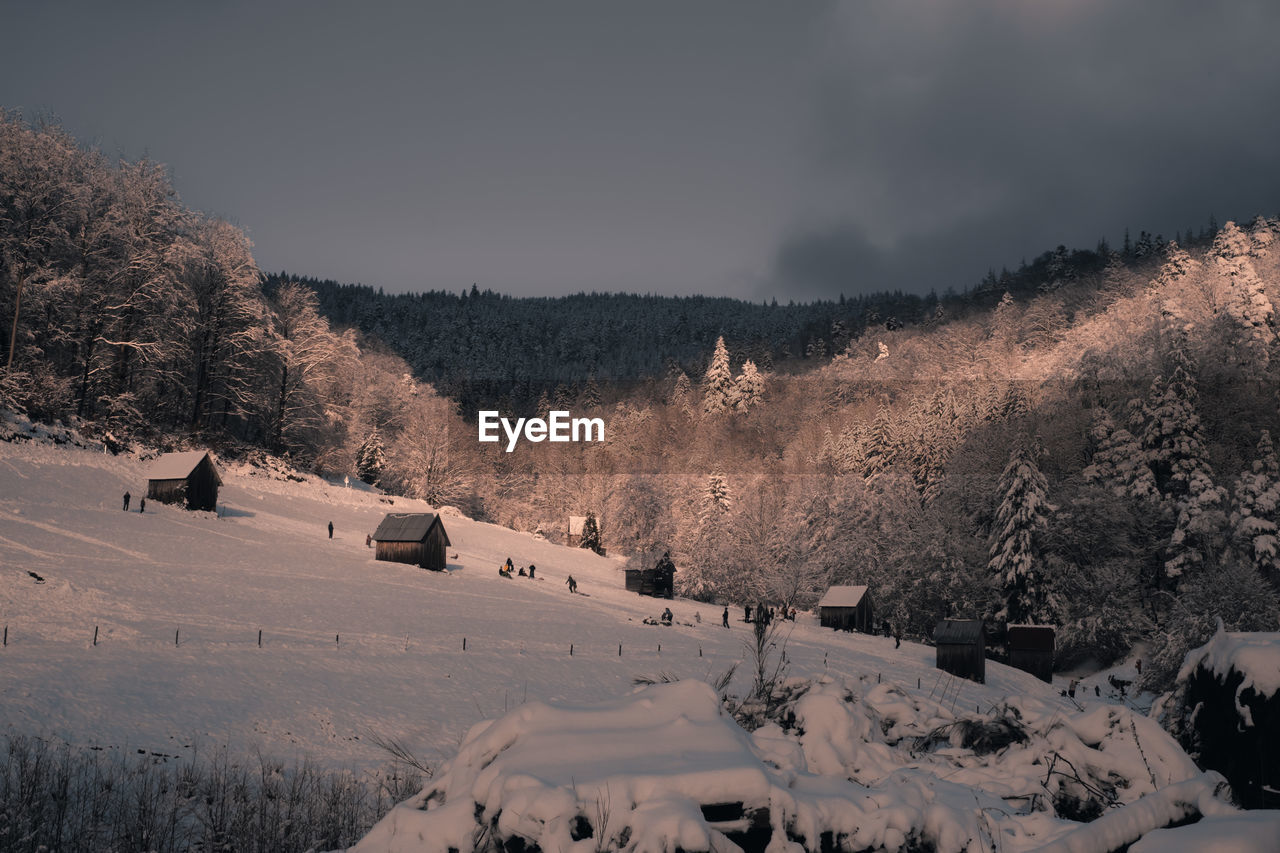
[5,112,1279,690]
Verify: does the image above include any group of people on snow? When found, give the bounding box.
[744,603,796,625]
[498,557,538,580]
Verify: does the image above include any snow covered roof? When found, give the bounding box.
[372,512,448,544]
[567,515,587,535]
[146,450,217,482]
[817,585,868,608]
[1178,627,1280,698]
[934,619,985,645]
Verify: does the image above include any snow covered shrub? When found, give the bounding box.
[1159,627,1280,808]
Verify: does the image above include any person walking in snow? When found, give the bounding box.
[328,521,334,539]
[366,533,372,547]
[139,497,145,513]
[722,607,730,628]
[122,492,131,511]
[566,575,578,594]
[528,564,536,579]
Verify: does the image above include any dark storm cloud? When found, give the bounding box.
[2,1,1278,300]
[774,0,1280,298]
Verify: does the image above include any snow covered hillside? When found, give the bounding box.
[6,431,1275,851]
[0,433,1072,775]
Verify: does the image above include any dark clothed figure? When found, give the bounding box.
[123,492,131,511]
[722,607,730,628]
[328,521,334,539]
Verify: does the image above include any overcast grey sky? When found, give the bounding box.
[3,1,1278,300]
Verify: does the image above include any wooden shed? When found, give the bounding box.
[146,451,221,512]
[818,585,873,633]
[372,513,451,571]
[935,619,986,683]
[624,552,676,599]
[1007,625,1055,683]
[567,515,587,547]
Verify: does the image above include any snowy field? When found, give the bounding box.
[4,428,1276,851]
[1,432,1071,774]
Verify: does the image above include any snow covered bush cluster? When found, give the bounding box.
[356,677,1254,853]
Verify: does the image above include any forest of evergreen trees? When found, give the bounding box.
[5,112,1279,690]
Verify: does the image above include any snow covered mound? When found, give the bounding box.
[1176,627,1280,700]
[1163,626,1280,809]
[354,677,1225,853]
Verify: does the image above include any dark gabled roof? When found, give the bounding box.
[934,619,985,645]
[1007,624,1056,651]
[372,512,449,545]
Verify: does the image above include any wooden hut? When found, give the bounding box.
[818,585,873,633]
[567,515,587,547]
[372,512,450,571]
[146,451,221,511]
[935,619,986,683]
[1007,625,1055,683]
[624,552,676,599]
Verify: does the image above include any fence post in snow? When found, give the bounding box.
[258,629,262,648]
[570,644,573,656]
[175,628,179,647]
[3,625,6,647]
[618,644,622,657]
[93,625,98,646]
[463,637,467,651]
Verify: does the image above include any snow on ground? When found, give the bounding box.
[355,674,1223,853]
[5,432,1248,851]
[1,436,1077,776]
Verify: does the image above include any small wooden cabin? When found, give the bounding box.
[567,515,587,547]
[818,585,873,633]
[624,552,676,599]
[935,619,986,683]
[1007,624,1055,683]
[146,451,221,512]
[372,513,450,571]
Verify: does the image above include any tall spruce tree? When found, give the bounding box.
[580,512,603,555]
[701,336,734,415]
[356,427,386,485]
[989,439,1055,624]
[1232,430,1280,581]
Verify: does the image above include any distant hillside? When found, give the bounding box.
[292,222,1220,411]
